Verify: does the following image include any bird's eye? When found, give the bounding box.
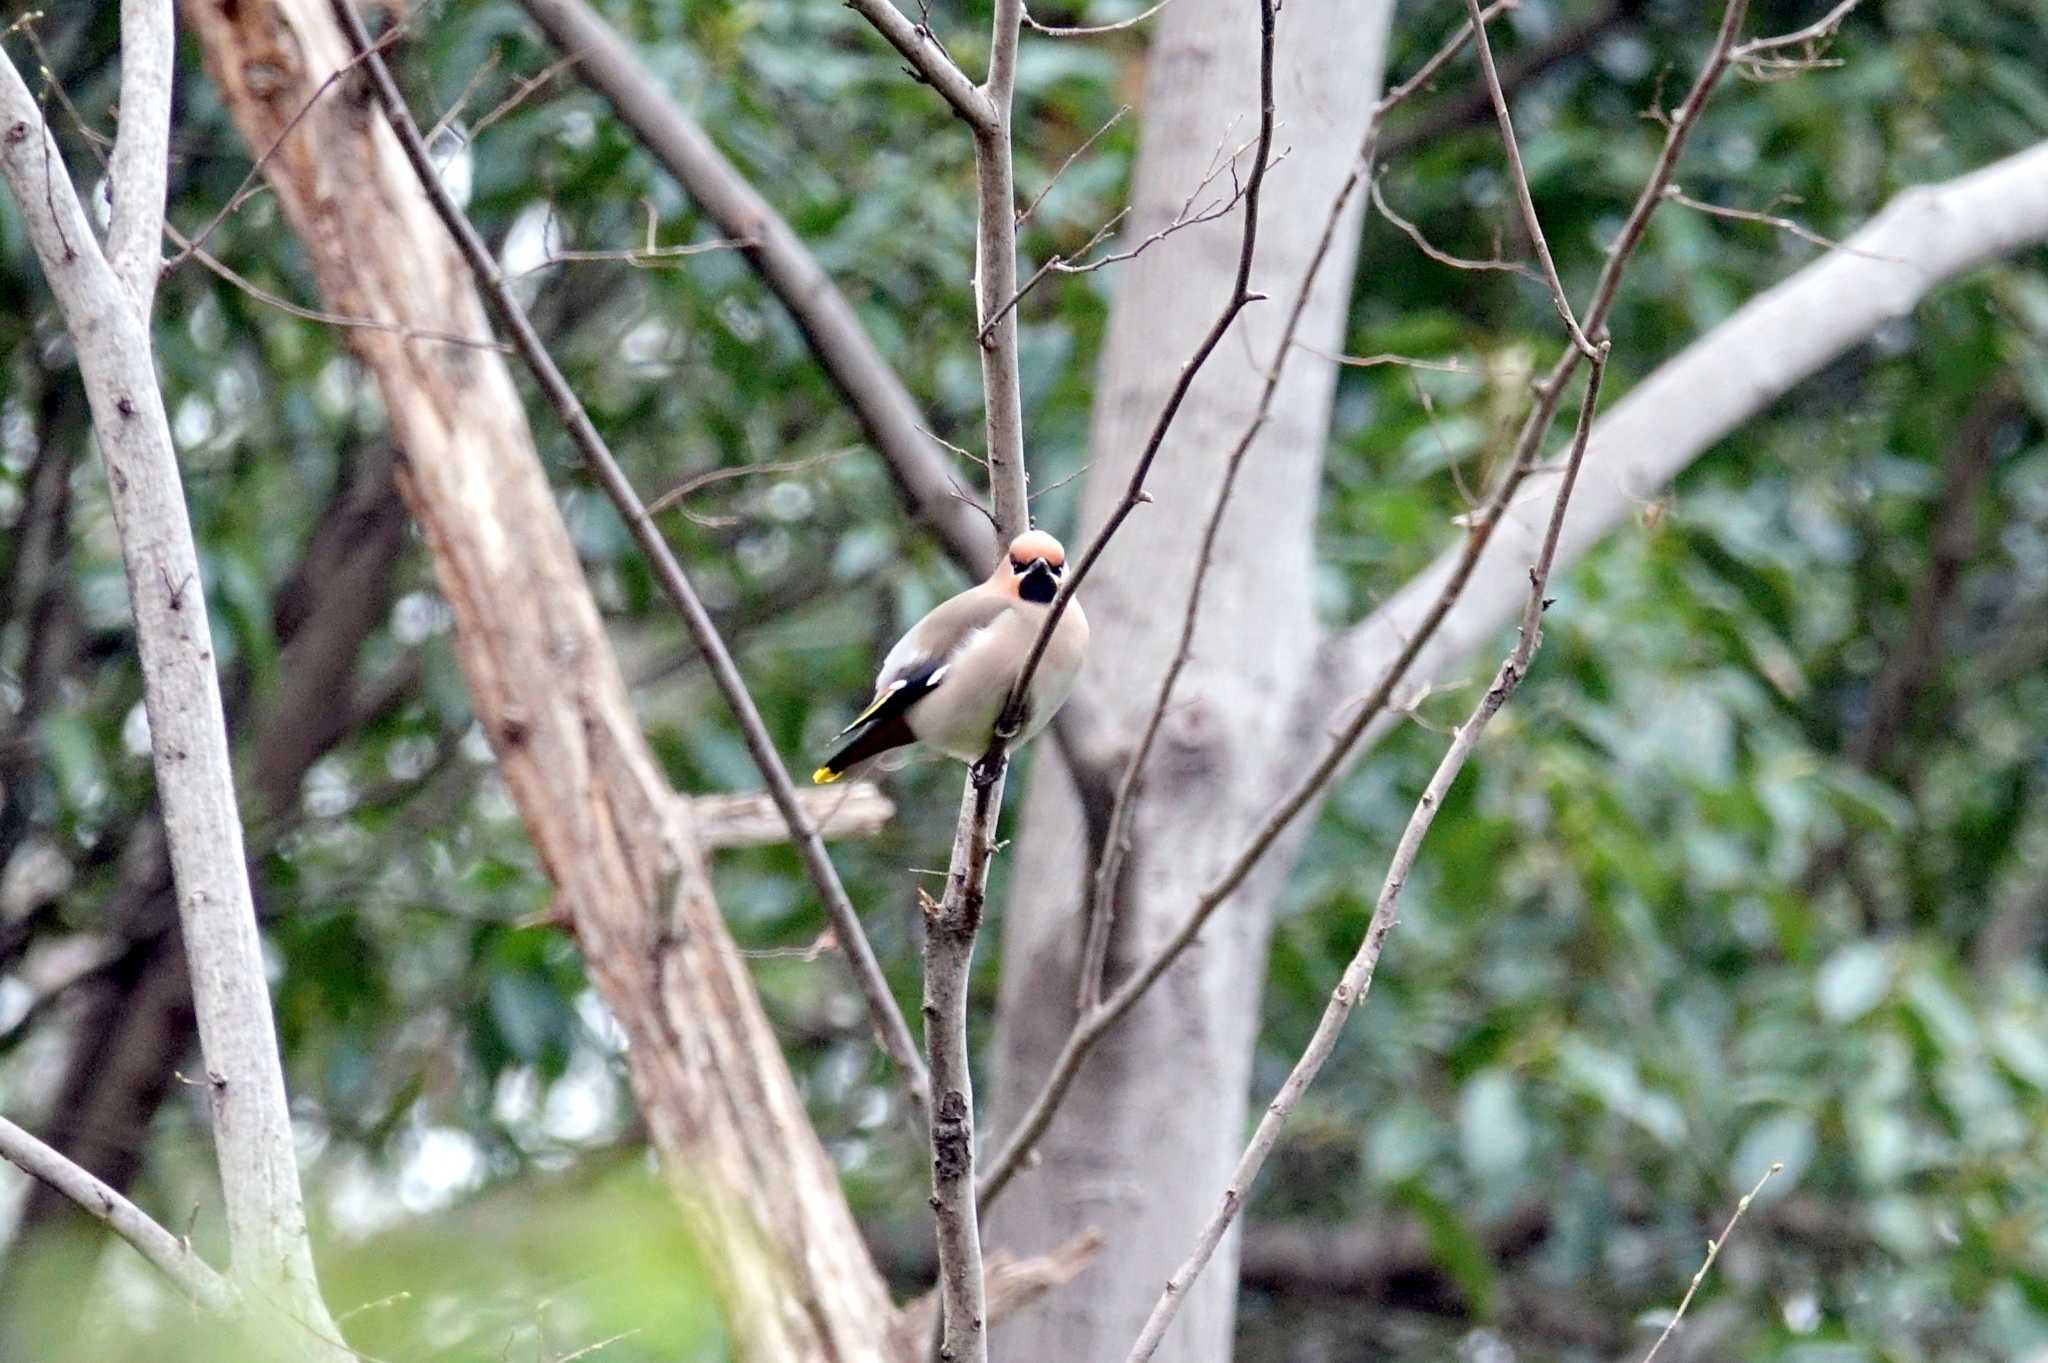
[1011,558,1028,573]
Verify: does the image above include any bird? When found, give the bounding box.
[813,529,1090,784]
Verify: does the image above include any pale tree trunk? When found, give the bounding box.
[181,3,894,1358]
[0,8,349,1357]
[986,2,1393,1358]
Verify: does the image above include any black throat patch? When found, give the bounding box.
[1019,564,1058,604]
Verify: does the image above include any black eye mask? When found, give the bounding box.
[1017,560,1059,604]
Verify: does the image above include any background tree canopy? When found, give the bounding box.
[1,1,2045,1360]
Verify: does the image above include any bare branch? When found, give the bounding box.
[894,1231,1104,1347]
[972,0,1031,541]
[467,52,584,141]
[167,221,511,351]
[842,0,998,132]
[163,19,411,276]
[1640,1164,1782,1363]
[992,0,1280,747]
[920,770,1002,1363]
[1022,0,1181,37]
[645,446,852,516]
[1023,0,1514,1135]
[1661,183,1908,265]
[1307,343,1485,374]
[331,0,931,1124]
[1464,0,1599,359]
[505,234,753,279]
[515,0,996,573]
[1378,0,1637,162]
[1371,174,1540,280]
[0,1116,239,1315]
[423,47,501,148]
[1730,0,1861,69]
[685,782,894,851]
[1016,103,1127,229]
[1379,0,1516,111]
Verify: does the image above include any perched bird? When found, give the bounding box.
[813,529,1089,784]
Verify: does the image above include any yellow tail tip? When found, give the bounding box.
[812,766,841,785]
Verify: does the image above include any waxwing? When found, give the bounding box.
[813,530,1090,783]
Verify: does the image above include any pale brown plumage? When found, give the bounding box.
[814,530,1090,782]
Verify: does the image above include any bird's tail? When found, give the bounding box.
[813,711,914,784]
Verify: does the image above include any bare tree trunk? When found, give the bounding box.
[181,3,894,1358]
[986,2,1392,1358]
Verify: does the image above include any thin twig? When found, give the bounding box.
[1640,1164,1783,1363]
[1022,0,1181,37]
[982,123,1272,349]
[1371,174,1540,280]
[645,447,851,515]
[168,222,512,350]
[331,0,931,1125]
[1662,184,1907,267]
[1464,0,1599,360]
[163,19,410,275]
[505,235,752,279]
[468,51,584,140]
[1729,0,1859,61]
[1306,343,1484,374]
[1016,103,1127,228]
[423,46,501,148]
[1121,350,1608,1362]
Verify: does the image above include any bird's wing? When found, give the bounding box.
[832,592,1015,739]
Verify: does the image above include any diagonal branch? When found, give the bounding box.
[843,0,997,132]
[1320,133,2048,805]
[514,0,996,574]
[991,0,1280,744]
[1464,0,1597,359]
[0,1116,239,1316]
[1377,0,1645,162]
[331,0,931,1124]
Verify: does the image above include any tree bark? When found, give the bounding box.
[180,4,895,1358]
[986,2,1393,1359]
